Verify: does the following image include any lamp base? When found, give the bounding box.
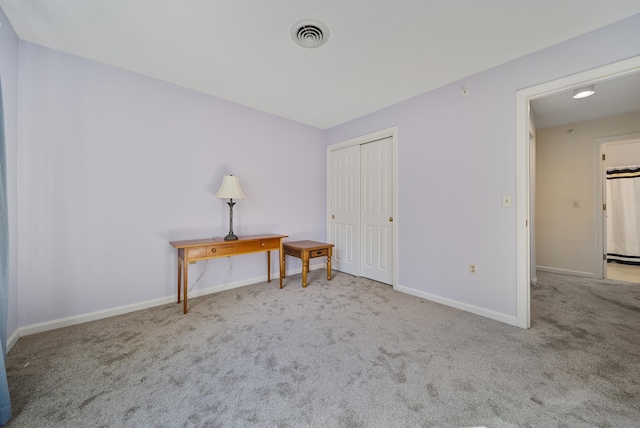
[224,233,239,241]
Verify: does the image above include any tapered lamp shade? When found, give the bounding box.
[216,175,246,200]
[216,175,245,241]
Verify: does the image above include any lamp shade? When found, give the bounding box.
[216,175,246,199]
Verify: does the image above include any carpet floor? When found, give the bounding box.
[5,270,640,427]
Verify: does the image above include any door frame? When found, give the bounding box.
[515,55,640,329]
[598,133,640,279]
[326,126,399,288]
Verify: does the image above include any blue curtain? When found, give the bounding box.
[0,78,12,425]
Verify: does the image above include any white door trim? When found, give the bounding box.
[597,133,640,279]
[516,55,640,329]
[327,126,399,288]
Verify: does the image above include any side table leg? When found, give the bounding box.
[302,251,309,288]
[327,247,333,281]
[283,255,287,278]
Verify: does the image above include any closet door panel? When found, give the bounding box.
[329,145,360,276]
[361,137,393,284]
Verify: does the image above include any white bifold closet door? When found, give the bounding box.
[330,145,361,276]
[329,137,393,284]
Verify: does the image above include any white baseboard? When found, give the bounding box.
[6,329,20,353]
[536,265,596,278]
[9,264,323,347]
[19,294,179,338]
[395,284,518,327]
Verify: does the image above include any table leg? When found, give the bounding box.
[302,251,309,288]
[177,250,183,303]
[279,240,284,289]
[280,253,286,288]
[278,238,287,289]
[327,247,332,281]
[267,251,271,283]
[183,258,189,314]
[282,254,286,278]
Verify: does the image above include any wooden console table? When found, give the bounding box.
[170,234,287,313]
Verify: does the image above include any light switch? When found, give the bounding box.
[502,195,512,208]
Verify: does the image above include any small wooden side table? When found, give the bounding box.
[283,240,334,287]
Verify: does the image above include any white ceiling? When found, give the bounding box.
[531,71,640,129]
[1,1,640,129]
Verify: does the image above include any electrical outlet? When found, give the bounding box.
[469,263,477,275]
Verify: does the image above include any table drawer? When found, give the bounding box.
[309,248,329,258]
[186,246,208,259]
[207,238,279,257]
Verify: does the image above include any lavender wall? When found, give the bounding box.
[17,42,325,326]
[0,9,19,341]
[325,14,640,321]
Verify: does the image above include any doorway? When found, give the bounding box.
[516,56,640,329]
[600,136,640,282]
[326,127,398,286]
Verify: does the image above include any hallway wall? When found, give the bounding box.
[536,111,640,277]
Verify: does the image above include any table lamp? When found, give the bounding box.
[216,175,246,241]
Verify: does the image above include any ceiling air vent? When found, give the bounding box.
[291,19,329,48]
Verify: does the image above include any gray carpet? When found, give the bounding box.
[5,270,640,427]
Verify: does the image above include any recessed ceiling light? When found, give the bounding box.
[291,19,329,48]
[572,85,595,99]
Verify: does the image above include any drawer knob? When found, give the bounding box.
[260,242,265,247]
[316,251,322,255]
[211,248,217,253]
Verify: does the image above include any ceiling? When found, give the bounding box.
[1,1,640,129]
[531,71,640,129]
